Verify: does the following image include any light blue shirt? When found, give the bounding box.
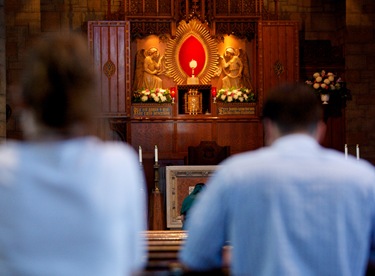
[0,137,147,276]
[180,134,375,276]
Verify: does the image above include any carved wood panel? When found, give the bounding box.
[214,0,262,16]
[176,122,214,152]
[123,0,262,39]
[125,0,173,17]
[88,21,131,116]
[131,121,175,154]
[258,21,299,100]
[215,120,262,153]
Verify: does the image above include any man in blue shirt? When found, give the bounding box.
[179,83,375,275]
[0,34,146,276]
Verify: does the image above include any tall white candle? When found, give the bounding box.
[356,144,360,160]
[139,146,142,163]
[155,145,158,163]
[344,144,348,159]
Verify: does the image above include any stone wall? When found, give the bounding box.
[271,0,375,162]
[345,0,375,163]
[0,0,5,141]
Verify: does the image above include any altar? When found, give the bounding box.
[87,0,300,229]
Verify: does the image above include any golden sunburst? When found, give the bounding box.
[165,19,219,85]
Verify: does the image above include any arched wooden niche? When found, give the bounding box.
[165,20,219,85]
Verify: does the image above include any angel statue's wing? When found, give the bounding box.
[158,55,166,75]
[239,49,254,90]
[132,49,146,91]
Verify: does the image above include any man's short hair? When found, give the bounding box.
[262,83,323,134]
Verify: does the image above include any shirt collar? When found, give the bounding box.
[272,134,320,153]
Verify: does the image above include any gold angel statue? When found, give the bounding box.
[133,47,166,91]
[217,47,253,90]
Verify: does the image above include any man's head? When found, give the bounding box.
[262,83,325,145]
[19,33,98,139]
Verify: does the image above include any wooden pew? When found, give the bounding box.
[143,230,187,273]
[140,230,230,275]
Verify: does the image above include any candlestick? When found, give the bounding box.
[344,144,348,159]
[356,144,360,160]
[155,145,158,163]
[138,146,142,163]
[153,162,160,192]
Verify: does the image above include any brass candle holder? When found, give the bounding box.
[153,161,160,192]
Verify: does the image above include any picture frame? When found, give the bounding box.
[166,165,218,229]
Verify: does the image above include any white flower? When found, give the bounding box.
[313,83,320,89]
[141,95,148,102]
[216,87,255,103]
[328,75,335,82]
[313,72,320,78]
[321,83,327,89]
[315,76,323,82]
[324,78,331,85]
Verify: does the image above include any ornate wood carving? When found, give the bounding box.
[214,21,257,41]
[214,0,260,16]
[122,0,263,40]
[125,0,173,16]
[130,21,172,40]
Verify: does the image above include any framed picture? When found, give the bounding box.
[166,165,218,229]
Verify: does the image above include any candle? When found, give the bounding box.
[138,146,142,163]
[344,144,348,159]
[155,145,158,163]
[356,144,360,160]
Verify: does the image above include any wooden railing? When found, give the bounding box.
[143,230,186,273]
[140,230,230,275]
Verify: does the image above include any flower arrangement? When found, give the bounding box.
[305,70,351,106]
[216,87,256,103]
[133,88,172,103]
[305,70,343,96]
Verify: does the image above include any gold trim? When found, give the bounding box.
[165,19,219,85]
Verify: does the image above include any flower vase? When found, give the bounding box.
[321,93,330,104]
